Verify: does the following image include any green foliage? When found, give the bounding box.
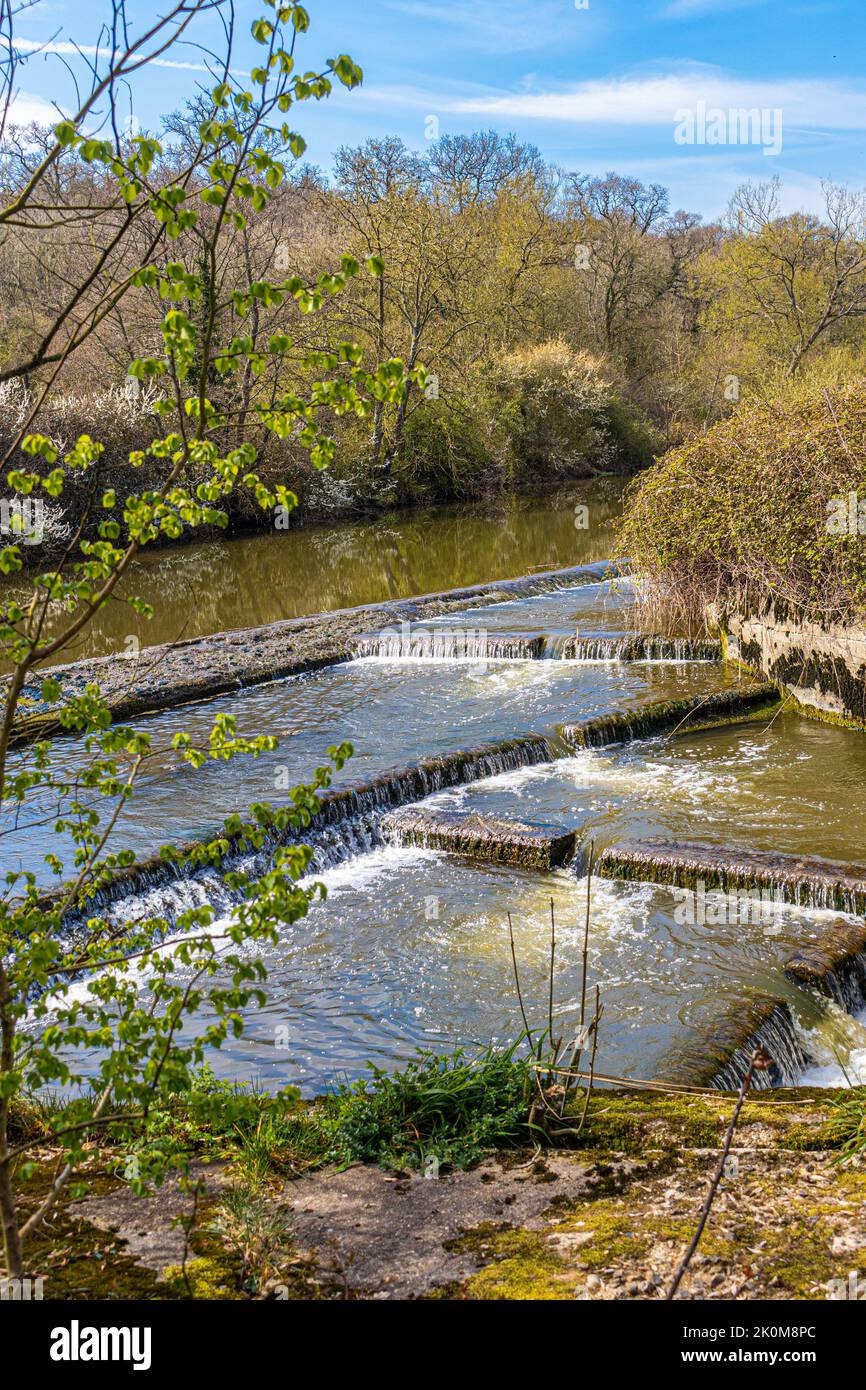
[371,342,659,505]
[317,1043,534,1172]
[0,2,421,1280]
[206,1186,295,1293]
[491,342,661,481]
[830,1089,866,1164]
[392,395,495,499]
[618,380,866,628]
[696,181,866,379]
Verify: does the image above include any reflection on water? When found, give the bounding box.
[3,481,625,661]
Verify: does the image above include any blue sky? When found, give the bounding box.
[9,0,866,219]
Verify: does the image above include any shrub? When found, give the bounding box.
[393,394,499,500]
[618,379,866,630]
[390,341,661,504]
[491,341,660,482]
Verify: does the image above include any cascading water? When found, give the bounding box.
[350,632,544,661]
[350,630,720,663]
[26,554,866,1096]
[58,735,556,935]
[712,1005,810,1091]
[798,996,866,1085]
[565,634,721,662]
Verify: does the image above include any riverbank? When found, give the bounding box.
[618,383,866,727]
[15,1085,866,1300]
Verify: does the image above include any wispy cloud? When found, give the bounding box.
[11,36,218,73]
[384,0,602,53]
[361,64,866,131]
[7,90,62,124]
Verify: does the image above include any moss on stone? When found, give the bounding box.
[461,1229,577,1300]
[160,1255,242,1300]
[563,1091,728,1153]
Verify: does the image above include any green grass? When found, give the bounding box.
[317,1042,535,1171]
[829,1087,866,1163]
[14,1043,540,1195]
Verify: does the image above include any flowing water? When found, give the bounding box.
[9,492,866,1093]
[423,713,866,865]
[4,620,731,881]
[101,861,850,1094]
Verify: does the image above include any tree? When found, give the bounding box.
[698,177,866,378]
[426,130,544,212]
[566,172,673,359]
[327,138,481,475]
[0,0,420,1281]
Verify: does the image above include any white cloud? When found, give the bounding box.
[4,89,61,125]
[11,37,218,73]
[362,64,866,132]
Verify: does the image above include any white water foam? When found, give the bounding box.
[798,1001,866,1086]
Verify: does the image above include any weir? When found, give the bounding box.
[708,1000,809,1092]
[786,922,866,1013]
[597,839,866,917]
[8,558,631,746]
[561,684,779,747]
[23,550,866,1098]
[598,838,866,1087]
[555,634,721,662]
[350,632,546,660]
[349,630,721,663]
[57,734,557,931]
[381,806,578,869]
[659,994,809,1091]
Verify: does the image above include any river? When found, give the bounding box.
[7,481,866,1094]
[6,480,624,661]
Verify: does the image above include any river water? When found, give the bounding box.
[7,484,866,1092]
[6,480,624,661]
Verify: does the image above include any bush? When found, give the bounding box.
[618,379,866,630]
[393,394,500,500]
[491,341,660,483]
[390,341,661,504]
[1,339,662,554]
[320,1043,534,1171]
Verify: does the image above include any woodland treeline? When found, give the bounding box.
[3,120,866,521]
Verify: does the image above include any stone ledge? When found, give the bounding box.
[382,806,578,869]
[561,684,779,747]
[9,559,628,746]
